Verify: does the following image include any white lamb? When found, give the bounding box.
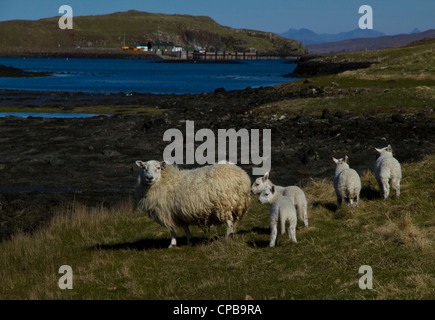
[135,160,251,248]
[374,145,402,199]
[259,185,298,247]
[333,156,362,209]
[251,172,308,227]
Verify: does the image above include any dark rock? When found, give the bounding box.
[286,60,373,77]
[321,108,332,119]
[392,113,405,123]
[214,87,226,94]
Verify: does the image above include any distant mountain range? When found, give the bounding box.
[279,28,386,45]
[279,28,435,54]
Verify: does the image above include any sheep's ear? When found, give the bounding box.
[271,185,275,194]
[262,172,269,182]
[136,161,146,169]
[387,145,392,152]
[332,157,339,164]
[375,148,382,154]
[160,161,167,170]
[345,156,349,164]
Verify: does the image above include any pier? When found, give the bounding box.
[184,50,300,61]
[190,50,258,60]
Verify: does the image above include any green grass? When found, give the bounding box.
[1,155,434,300]
[260,39,435,120]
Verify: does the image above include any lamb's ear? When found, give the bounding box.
[136,161,146,169]
[332,157,339,164]
[262,172,269,182]
[387,145,392,152]
[345,155,349,164]
[375,148,382,154]
[160,161,167,170]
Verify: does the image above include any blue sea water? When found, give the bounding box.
[0,57,297,94]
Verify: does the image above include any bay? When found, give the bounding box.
[0,57,297,94]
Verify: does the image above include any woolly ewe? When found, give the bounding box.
[259,185,298,246]
[135,160,251,248]
[251,172,308,227]
[333,156,362,209]
[374,145,402,199]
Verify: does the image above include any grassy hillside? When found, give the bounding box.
[0,155,433,300]
[0,10,306,55]
[266,38,435,118]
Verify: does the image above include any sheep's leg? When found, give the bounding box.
[377,180,384,198]
[183,225,192,245]
[296,204,308,227]
[225,220,234,238]
[391,178,401,198]
[168,231,177,248]
[280,218,286,236]
[270,221,278,247]
[303,205,309,227]
[289,222,297,244]
[336,196,342,210]
[382,178,390,200]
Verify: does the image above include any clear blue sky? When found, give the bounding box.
[0,0,433,35]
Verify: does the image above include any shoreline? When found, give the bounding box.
[0,65,52,78]
[0,49,164,60]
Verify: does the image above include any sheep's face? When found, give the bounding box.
[251,172,270,194]
[251,177,267,194]
[259,185,275,204]
[135,160,166,185]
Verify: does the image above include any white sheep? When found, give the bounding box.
[333,156,362,209]
[251,172,308,227]
[259,185,298,246]
[374,145,402,199]
[135,160,251,248]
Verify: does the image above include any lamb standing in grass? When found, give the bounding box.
[251,172,308,227]
[259,185,298,247]
[333,156,362,209]
[374,145,402,199]
[135,160,251,248]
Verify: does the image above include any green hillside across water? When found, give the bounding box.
[0,10,306,56]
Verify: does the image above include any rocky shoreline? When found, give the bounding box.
[0,65,51,77]
[0,58,434,241]
[284,56,374,77]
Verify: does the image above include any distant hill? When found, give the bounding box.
[0,10,306,56]
[306,29,435,54]
[279,28,385,45]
